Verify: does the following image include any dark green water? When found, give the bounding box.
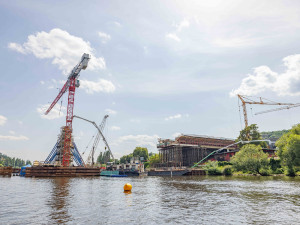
[1,176,300,224]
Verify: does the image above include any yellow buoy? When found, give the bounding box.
[124,183,132,192]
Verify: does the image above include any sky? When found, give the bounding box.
[1,0,300,161]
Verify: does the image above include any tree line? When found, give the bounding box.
[0,152,31,168]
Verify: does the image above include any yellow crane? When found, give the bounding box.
[237,94,296,139]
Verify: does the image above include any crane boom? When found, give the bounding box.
[73,115,115,161]
[44,53,90,115]
[87,115,109,166]
[255,103,300,115]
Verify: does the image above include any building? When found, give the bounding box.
[157,134,238,167]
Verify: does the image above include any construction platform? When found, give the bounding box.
[25,166,100,177]
[0,167,13,176]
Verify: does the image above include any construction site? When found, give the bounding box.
[156,134,238,167]
[19,53,298,177]
[22,53,115,177]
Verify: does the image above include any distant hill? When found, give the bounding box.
[261,130,290,142]
[0,152,31,168]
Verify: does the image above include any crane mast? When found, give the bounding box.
[45,53,90,167]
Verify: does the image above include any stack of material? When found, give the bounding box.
[25,166,100,177]
[185,169,206,176]
[0,167,13,176]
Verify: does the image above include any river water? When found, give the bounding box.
[1,176,300,225]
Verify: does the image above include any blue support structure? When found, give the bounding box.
[45,142,59,164]
[72,142,85,167]
[44,141,85,167]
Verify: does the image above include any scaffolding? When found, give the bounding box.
[157,134,237,167]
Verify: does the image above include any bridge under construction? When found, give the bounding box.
[157,134,238,167]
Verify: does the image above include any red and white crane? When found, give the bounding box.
[45,53,90,167]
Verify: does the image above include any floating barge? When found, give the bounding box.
[147,168,206,176]
[0,167,13,177]
[25,166,100,177]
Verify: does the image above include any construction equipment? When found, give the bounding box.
[255,103,300,115]
[44,53,90,167]
[237,94,295,139]
[86,115,109,166]
[73,115,114,161]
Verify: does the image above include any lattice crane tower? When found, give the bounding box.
[45,53,90,167]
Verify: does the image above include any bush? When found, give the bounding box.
[144,161,149,168]
[285,166,296,177]
[222,166,233,175]
[231,144,269,174]
[259,168,271,176]
[274,168,284,174]
[217,161,232,167]
[269,158,281,172]
[207,167,223,175]
[204,161,223,175]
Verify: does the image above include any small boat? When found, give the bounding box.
[100,170,128,177]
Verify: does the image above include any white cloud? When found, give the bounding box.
[231,54,300,97]
[172,132,182,138]
[110,126,121,131]
[0,135,29,141]
[40,81,45,85]
[117,134,159,148]
[113,22,121,27]
[130,119,141,123]
[18,121,23,125]
[143,46,148,55]
[9,131,15,135]
[213,37,258,48]
[8,43,26,54]
[175,18,190,32]
[166,33,181,42]
[105,109,117,115]
[80,79,115,94]
[0,115,7,126]
[165,114,182,121]
[98,32,111,43]
[8,28,106,75]
[36,104,65,120]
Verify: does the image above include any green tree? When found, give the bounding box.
[276,124,300,176]
[120,153,133,164]
[236,124,268,148]
[133,147,149,160]
[25,160,32,165]
[231,144,269,174]
[97,151,111,164]
[149,153,160,167]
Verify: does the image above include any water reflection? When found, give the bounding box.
[1,176,300,224]
[47,178,72,224]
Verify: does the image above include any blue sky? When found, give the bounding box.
[1,0,300,161]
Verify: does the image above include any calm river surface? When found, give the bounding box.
[1,176,300,224]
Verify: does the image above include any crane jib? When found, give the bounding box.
[44,53,90,115]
